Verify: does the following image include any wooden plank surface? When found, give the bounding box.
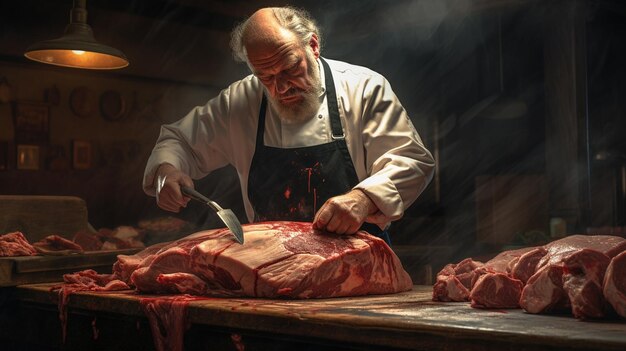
[13,284,626,351]
[0,249,139,286]
[0,195,89,241]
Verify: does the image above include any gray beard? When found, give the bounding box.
[266,54,323,124]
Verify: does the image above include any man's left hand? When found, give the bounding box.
[313,189,379,234]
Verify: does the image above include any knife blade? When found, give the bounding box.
[180,186,244,244]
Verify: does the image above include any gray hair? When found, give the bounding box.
[230,7,322,63]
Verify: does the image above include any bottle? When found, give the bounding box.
[550,217,566,238]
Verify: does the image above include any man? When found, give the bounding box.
[143,7,435,244]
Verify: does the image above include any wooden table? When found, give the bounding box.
[0,249,140,287]
[2,284,626,351]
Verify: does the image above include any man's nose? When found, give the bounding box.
[274,77,291,95]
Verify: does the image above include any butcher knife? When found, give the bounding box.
[180,186,244,244]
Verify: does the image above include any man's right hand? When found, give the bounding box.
[154,163,194,213]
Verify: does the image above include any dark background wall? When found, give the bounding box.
[0,0,625,262]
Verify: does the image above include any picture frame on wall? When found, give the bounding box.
[12,101,50,143]
[16,144,40,170]
[72,140,92,170]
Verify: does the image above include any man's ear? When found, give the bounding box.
[309,34,320,58]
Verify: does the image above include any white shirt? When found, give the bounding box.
[143,58,435,227]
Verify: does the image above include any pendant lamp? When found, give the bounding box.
[24,0,129,70]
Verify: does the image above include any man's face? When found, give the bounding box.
[246,30,322,123]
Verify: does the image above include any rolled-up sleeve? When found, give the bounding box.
[352,75,435,222]
[143,90,232,196]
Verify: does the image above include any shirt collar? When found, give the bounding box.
[317,57,327,98]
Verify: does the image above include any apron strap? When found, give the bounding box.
[257,58,344,144]
[320,58,345,140]
[256,95,268,147]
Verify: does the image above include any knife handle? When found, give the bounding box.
[180,186,223,211]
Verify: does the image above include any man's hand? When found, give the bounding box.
[312,189,380,235]
[154,163,194,213]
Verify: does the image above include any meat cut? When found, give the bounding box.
[56,269,130,342]
[520,235,626,319]
[0,231,38,257]
[432,258,482,302]
[33,235,84,254]
[140,296,192,351]
[114,221,412,298]
[470,272,524,309]
[55,222,411,351]
[604,251,626,318]
[467,247,534,308]
[73,226,146,251]
[433,234,626,321]
[432,247,534,308]
[0,225,146,256]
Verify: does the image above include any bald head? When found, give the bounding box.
[230,7,321,63]
[243,9,288,47]
[242,8,298,61]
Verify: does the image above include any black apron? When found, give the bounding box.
[247,58,391,245]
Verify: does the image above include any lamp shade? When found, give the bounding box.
[24,0,128,70]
